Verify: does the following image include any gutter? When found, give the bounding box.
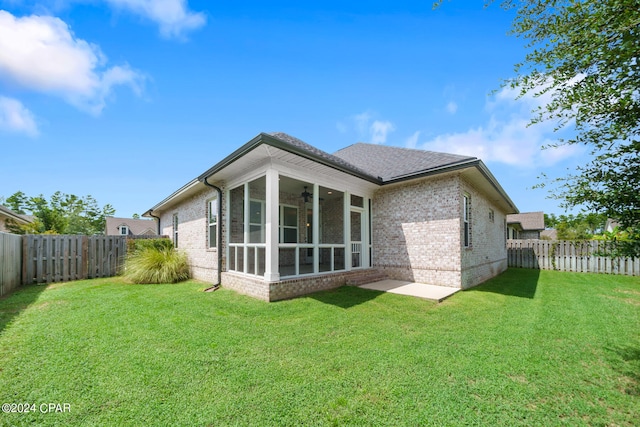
[144,210,161,236]
[202,176,222,290]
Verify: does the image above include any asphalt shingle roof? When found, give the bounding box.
[507,212,545,231]
[105,217,157,236]
[269,132,377,180]
[333,143,477,182]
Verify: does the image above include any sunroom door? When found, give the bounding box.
[350,208,364,268]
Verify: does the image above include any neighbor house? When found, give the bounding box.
[0,205,32,233]
[144,132,518,301]
[105,217,158,237]
[507,211,545,240]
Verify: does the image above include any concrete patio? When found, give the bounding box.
[358,279,459,302]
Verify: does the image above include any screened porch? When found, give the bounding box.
[226,171,371,281]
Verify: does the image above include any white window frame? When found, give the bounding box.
[279,205,298,244]
[172,214,179,248]
[463,194,471,248]
[208,197,218,249]
[120,225,129,235]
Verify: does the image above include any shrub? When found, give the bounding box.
[123,247,190,284]
[126,238,174,255]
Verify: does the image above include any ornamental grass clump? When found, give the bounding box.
[124,247,190,284]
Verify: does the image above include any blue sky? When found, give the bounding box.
[0,1,586,218]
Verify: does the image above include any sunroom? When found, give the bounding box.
[197,133,380,299]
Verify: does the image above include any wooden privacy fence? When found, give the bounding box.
[508,240,640,276]
[0,232,23,296]
[22,235,127,285]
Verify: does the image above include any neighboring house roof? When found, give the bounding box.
[507,211,545,231]
[105,217,157,236]
[145,132,519,215]
[0,205,33,225]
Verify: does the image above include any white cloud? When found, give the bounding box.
[105,0,206,39]
[405,131,420,149]
[343,111,395,144]
[0,11,145,115]
[353,111,372,135]
[415,86,581,168]
[0,96,38,136]
[445,101,458,114]
[370,120,395,144]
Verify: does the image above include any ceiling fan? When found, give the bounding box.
[300,186,313,203]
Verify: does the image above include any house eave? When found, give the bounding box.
[143,179,202,216]
[381,159,519,214]
[197,133,382,185]
[0,205,32,225]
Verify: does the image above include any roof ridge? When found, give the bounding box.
[334,142,476,160]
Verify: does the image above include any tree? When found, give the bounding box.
[2,191,116,235]
[500,0,640,255]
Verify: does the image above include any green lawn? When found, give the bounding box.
[0,269,638,426]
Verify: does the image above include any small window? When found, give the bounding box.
[463,194,471,247]
[173,214,179,248]
[489,209,495,223]
[208,198,218,248]
[120,225,129,235]
[280,205,298,243]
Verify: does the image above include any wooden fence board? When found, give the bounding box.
[20,235,127,285]
[0,232,23,296]
[507,240,639,276]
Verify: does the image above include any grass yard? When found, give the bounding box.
[0,269,638,426]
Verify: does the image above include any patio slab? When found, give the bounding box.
[359,279,459,302]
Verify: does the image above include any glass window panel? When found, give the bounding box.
[279,248,296,277]
[320,188,344,244]
[237,247,244,273]
[230,185,245,243]
[350,194,364,207]
[334,248,345,271]
[257,248,265,276]
[351,210,362,241]
[249,225,262,244]
[283,228,297,243]
[248,247,256,275]
[319,248,331,272]
[229,246,237,271]
[283,206,297,226]
[299,248,314,275]
[250,200,262,224]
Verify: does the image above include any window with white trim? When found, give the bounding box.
[172,214,179,248]
[463,194,471,247]
[279,205,298,243]
[208,198,218,248]
[120,225,129,235]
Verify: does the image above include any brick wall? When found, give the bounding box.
[222,269,382,301]
[372,173,463,287]
[460,178,508,289]
[159,183,225,283]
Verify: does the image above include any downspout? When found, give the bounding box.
[147,211,161,236]
[202,176,223,290]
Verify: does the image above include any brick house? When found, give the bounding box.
[506,211,545,240]
[144,132,518,301]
